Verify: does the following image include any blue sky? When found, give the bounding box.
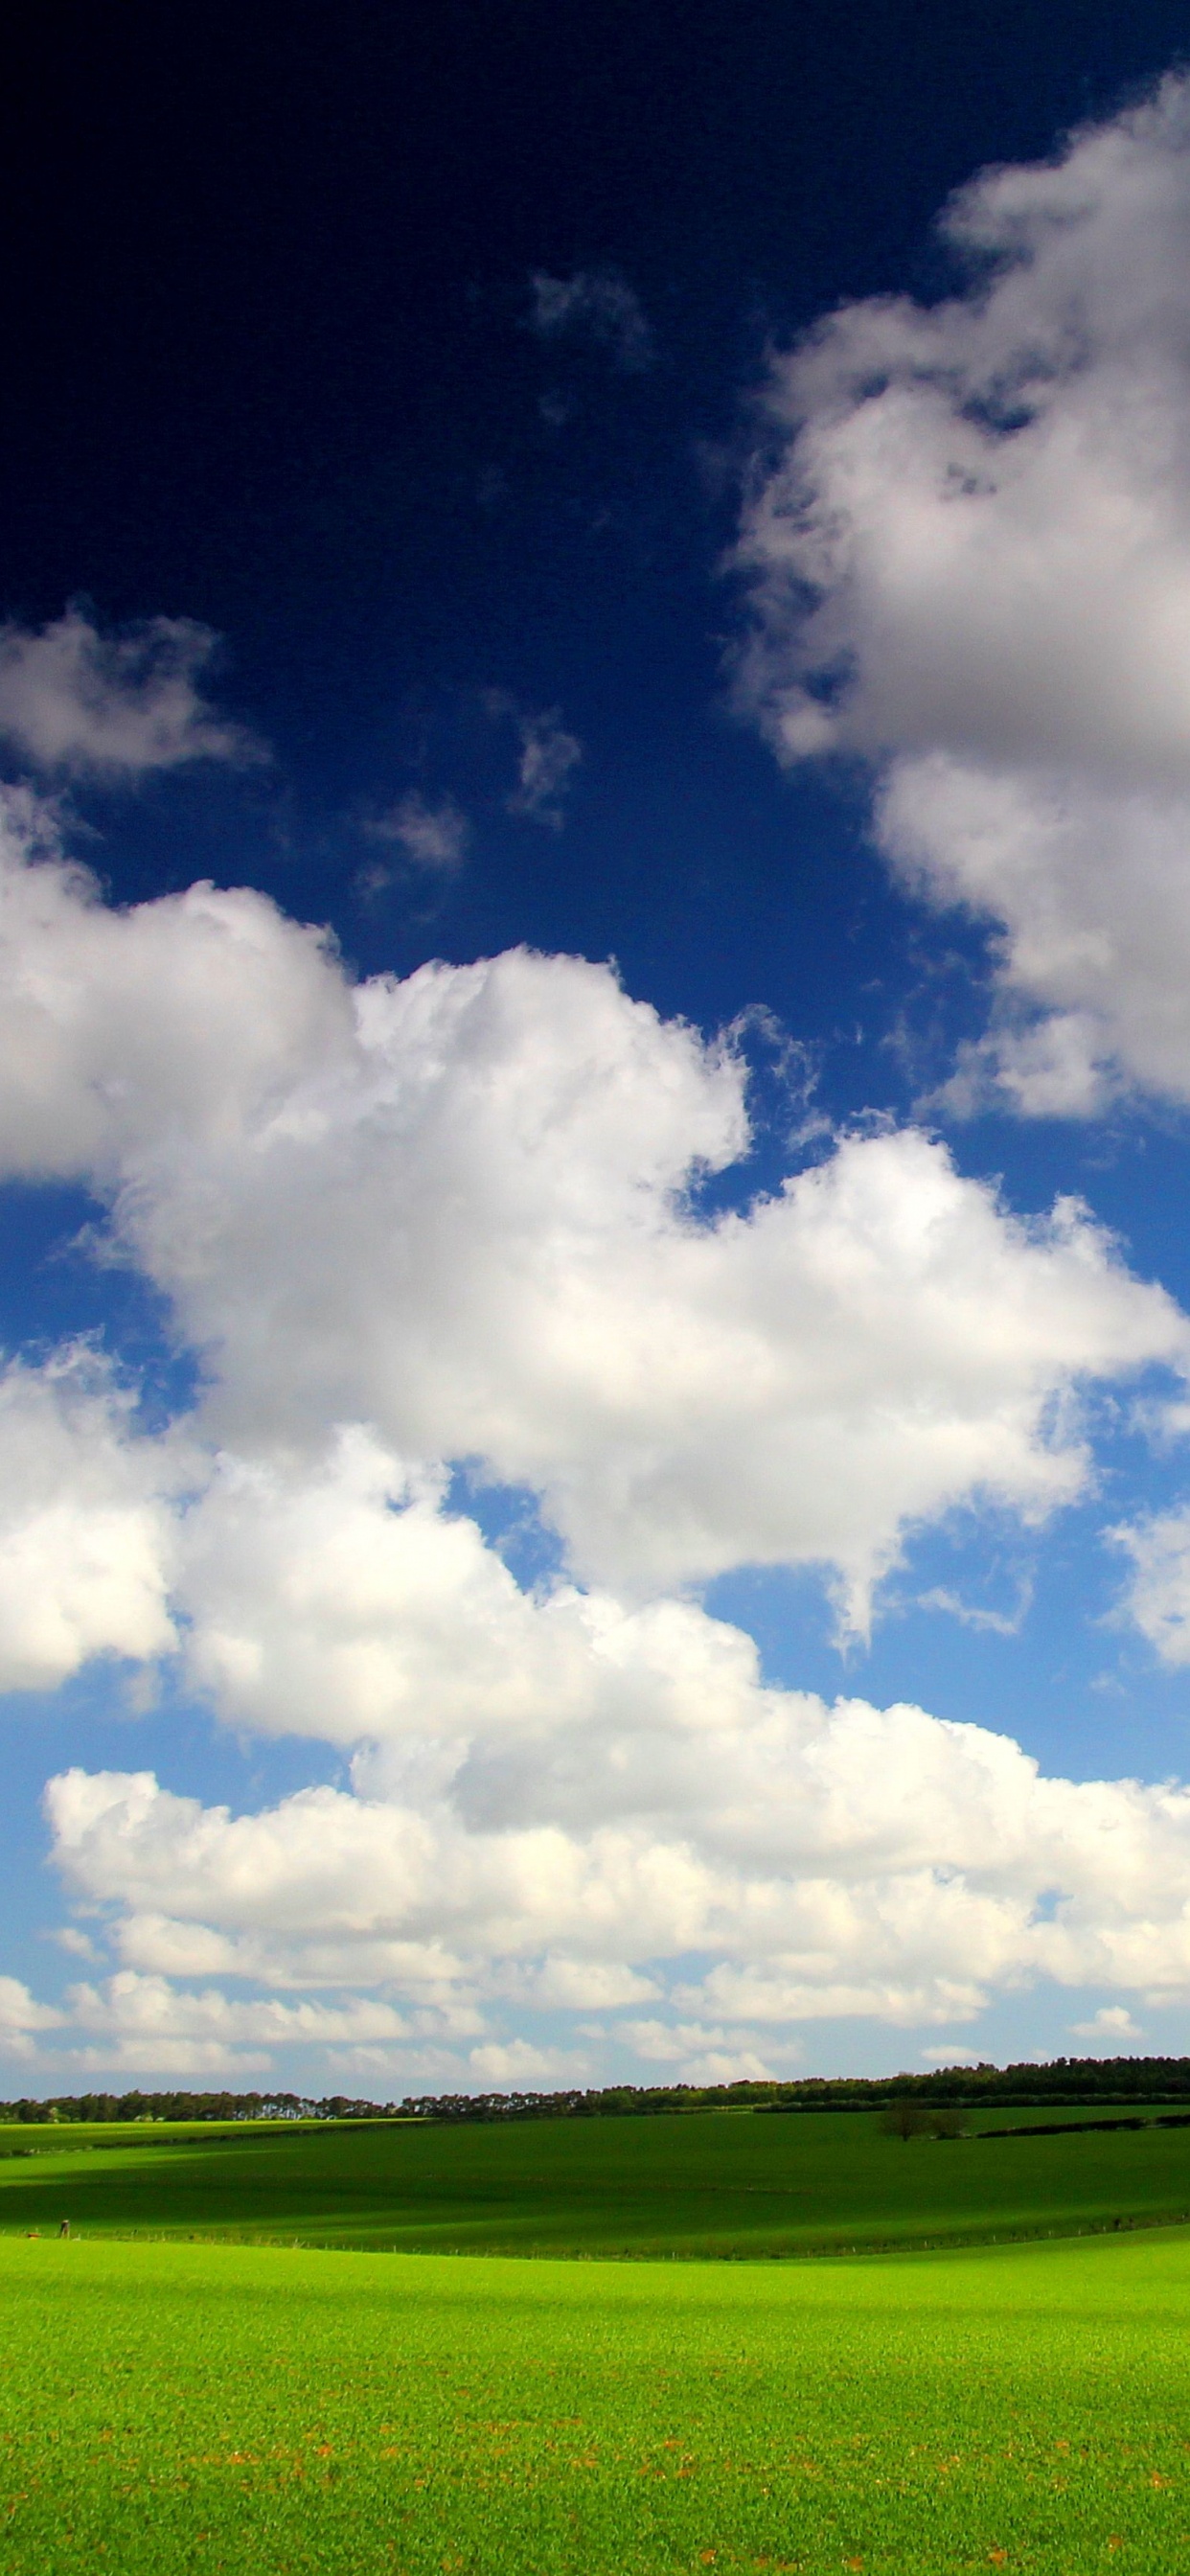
[9,2,1190,2093]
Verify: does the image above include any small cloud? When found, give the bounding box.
[362,792,470,877]
[512,712,583,826]
[495,1957,660,2011]
[679,2047,787,2083]
[469,2038,589,2084]
[528,266,653,371]
[620,2018,799,2083]
[920,2044,982,2065]
[485,692,583,828]
[53,1926,101,1961]
[1069,2005,1142,2043]
[66,2041,273,2077]
[916,1579,1034,1638]
[0,1973,64,2056]
[0,606,265,778]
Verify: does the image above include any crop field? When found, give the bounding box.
[4,2226,1190,2573]
[5,2114,1190,2571]
[4,2105,1190,2258]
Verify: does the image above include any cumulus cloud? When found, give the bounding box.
[0,608,263,777]
[529,268,653,371]
[0,795,1182,1636]
[735,73,1190,1113]
[66,1968,413,2051]
[877,759,1190,1116]
[362,792,469,875]
[1068,2004,1142,2042]
[32,1668,1190,2050]
[34,1966,479,2082]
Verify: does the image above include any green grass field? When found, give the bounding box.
[6,2113,1190,2570]
[4,2106,1190,2257]
[4,2227,1190,2572]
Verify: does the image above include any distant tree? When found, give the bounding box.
[880,2100,931,2140]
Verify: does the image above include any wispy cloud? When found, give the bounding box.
[0,606,264,777]
[916,1579,1034,1638]
[485,693,583,827]
[362,791,470,877]
[528,266,653,371]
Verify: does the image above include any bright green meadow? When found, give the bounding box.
[5,2111,1190,2570]
[4,2227,1190,2572]
[4,2105,1190,2256]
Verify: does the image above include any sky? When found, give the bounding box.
[11,4,1190,2097]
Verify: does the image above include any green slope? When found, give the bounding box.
[4,2105,1190,2255]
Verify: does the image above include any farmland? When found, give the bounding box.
[5,2110,1190,2570]
[4,2225,1190,2572]
[4,2104,1190,2257]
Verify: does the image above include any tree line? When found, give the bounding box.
[6,2057,1190,2125]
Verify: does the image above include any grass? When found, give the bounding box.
[4,2106,1190,2258]
[4,2226,1190,2571]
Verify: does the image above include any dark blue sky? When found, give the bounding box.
[0,0,1182,1066]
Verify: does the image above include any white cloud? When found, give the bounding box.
[529,268,653,370]
[507,1958,660,2010]
[0,790,352,1186]
[736,73,1190,781]
[734,73,1190,1114]
[66,1968,413,2050]
[0,608,263,777]
[877,758,1190,1116]
[1069,2004,1142,2042]
[31,1966,437,2082]
[677,2049,785,2084]
[0,1346,179,1689]
[362,793,469,875]
[0,796,1181,1639]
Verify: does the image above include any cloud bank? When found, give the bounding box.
[0,786,1188,2075]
